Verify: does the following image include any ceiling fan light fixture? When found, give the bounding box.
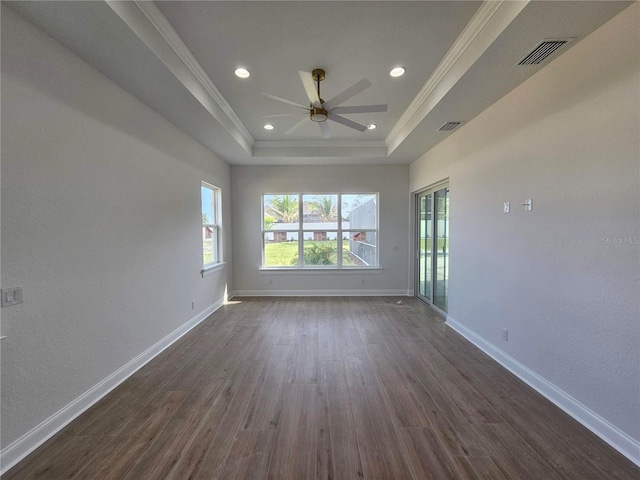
[310,107,328,122]
[264,68,387,136]
[389,66,406,77]
[234,67,250,78]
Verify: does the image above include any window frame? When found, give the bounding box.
[262,192,379,270]
[201,182,222,270]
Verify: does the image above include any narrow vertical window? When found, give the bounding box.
[201,182,221,267]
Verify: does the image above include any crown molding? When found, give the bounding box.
[254,140,387,149]
[105,0,528,160]
[253,140,387,158]
[105,0,254,154]
[386,0,529,155]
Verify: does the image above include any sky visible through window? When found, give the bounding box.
[201,186,213,224]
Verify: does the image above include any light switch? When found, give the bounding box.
[1,287,23,307]
[523,198,533,212]
[503,201,510,214]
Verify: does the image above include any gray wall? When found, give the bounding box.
[2,0,638,468]
[1,6,231,450]
[410,3,639,446]
[231,165,410,295]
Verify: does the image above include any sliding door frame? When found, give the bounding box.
[414,179,449,317]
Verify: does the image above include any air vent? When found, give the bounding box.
[438,121,463,132]
[516,39,573,66]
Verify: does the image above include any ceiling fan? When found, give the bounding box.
[262,69,387,139]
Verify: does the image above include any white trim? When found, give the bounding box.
[0,299,224,475]
[386,0,529,155]
[232,289,410,297]
[259,267,382,275]
[446,316,640,467]
[201,262,226,277]
[104,1,254,154]
[252,142,388,158]
[253,140,387,149]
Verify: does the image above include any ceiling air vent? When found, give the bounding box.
[516,38,573,66]
[438,121,463,132]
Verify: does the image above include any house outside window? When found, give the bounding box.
[262,193,378,269]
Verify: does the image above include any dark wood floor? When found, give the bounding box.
[4,297,638,479]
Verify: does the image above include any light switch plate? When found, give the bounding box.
[1,287,23,307]
[503,201,510,213]
[523,198,533,212]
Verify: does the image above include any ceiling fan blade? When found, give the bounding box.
[264,112,307,118]
[318,121,332,139]
[299,71,322,108]
[262,92,309,110]
[284,117,309,135]
[330,104,388,114]
[328,112,368,132]
[323,78,372,110]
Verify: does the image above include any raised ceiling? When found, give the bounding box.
[7,1,631,165]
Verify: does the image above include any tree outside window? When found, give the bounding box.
[262,193,378,268]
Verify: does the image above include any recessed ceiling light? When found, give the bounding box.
[389,66,406,78]
[234,67,250,78]
[367,124,377,130]
[263,124,275,130]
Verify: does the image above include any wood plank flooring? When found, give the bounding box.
[4,297,638,479]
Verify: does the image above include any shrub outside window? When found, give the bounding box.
[262,193,378,268]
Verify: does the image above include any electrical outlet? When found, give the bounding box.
[503,201,510,213]
[361,278,365,285]
[268,278,273,285]
[192,301,195,310]
[1,287,23,307]
[502,328,509,342]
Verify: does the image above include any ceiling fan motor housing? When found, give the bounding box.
[310,106,328,122]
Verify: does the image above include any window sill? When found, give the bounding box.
[201,262,226,277]
[259,267,382,275]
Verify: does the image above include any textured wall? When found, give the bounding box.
[1,6,231,449]
[231,164,410,295]
[410,4,640,442]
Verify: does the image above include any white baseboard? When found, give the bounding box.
[446,316,640,468]
[230,289,410,297]
[0,299,224,475]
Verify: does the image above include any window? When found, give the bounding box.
[201,182,221,267]
[262,193,378,269]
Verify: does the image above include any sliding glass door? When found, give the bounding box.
[416,183,449,313]
[417,192,432,303]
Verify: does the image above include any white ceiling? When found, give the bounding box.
[7,1,632,165]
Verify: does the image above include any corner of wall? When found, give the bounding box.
[446,316,640,467]
[0,299,225,475]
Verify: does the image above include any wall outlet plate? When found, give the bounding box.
[504,201,510,213]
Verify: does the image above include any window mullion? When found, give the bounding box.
[337,193,343,268]
[298,194,303,267]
